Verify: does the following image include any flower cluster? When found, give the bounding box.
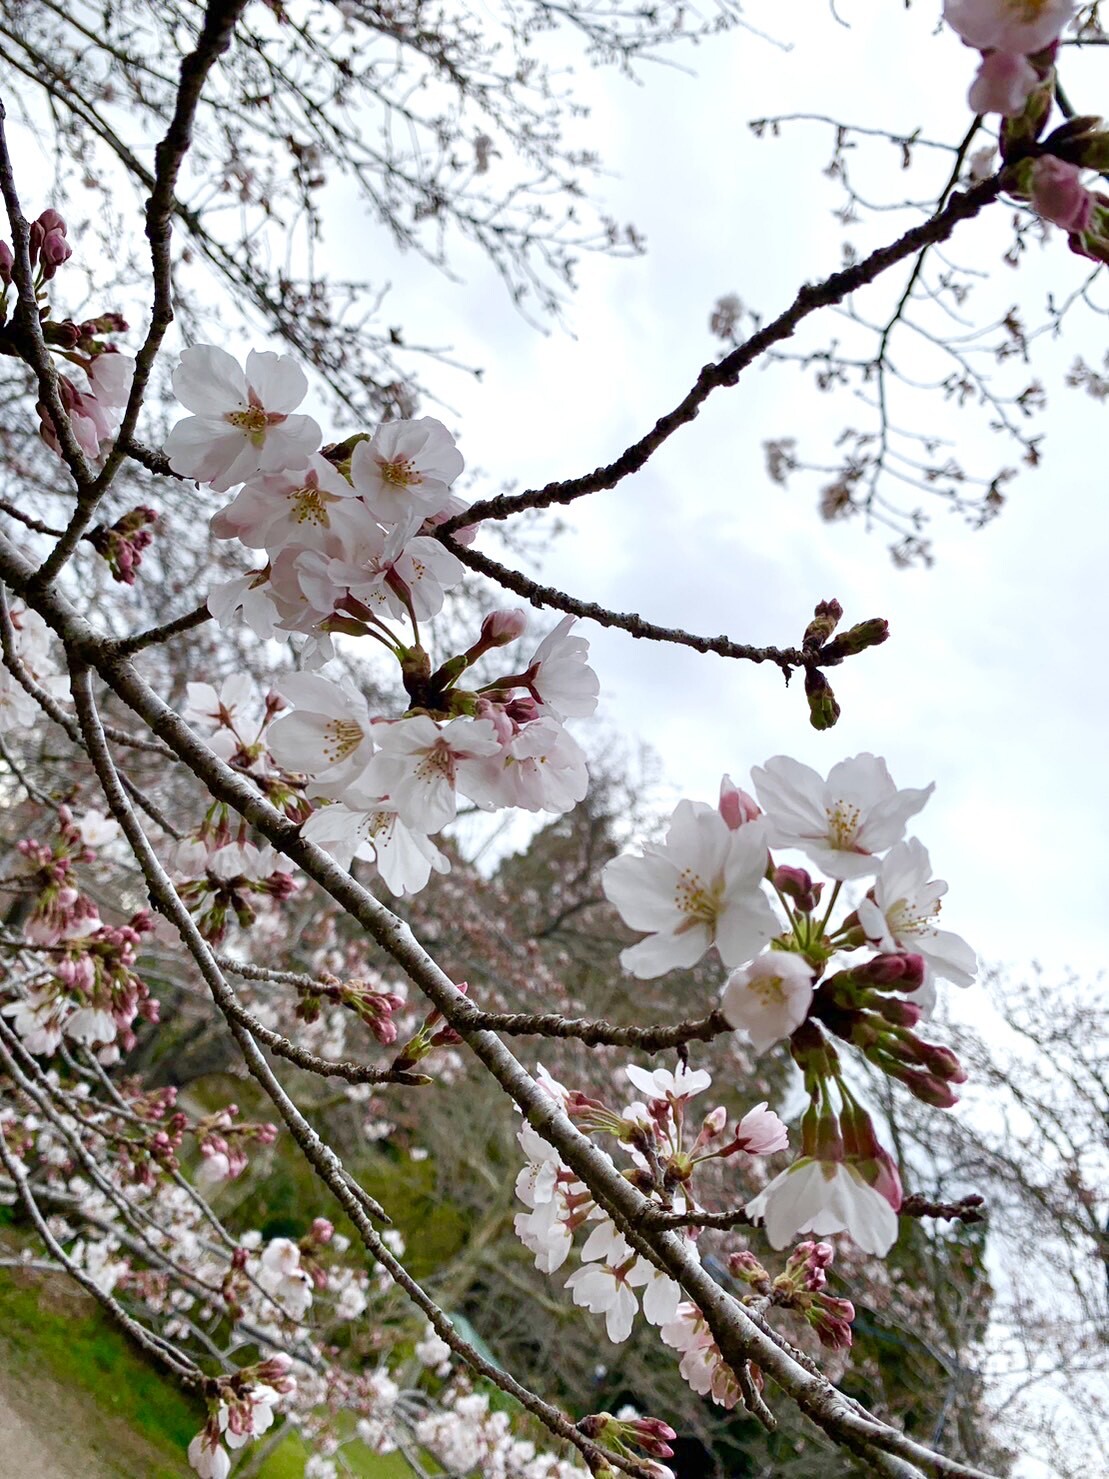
[0,209,134,463]
[1,809,160,1058]
[602,754,976,1256]
[513,1062,787,1342]
[188,1354,298,1479]
[164,346,599,898]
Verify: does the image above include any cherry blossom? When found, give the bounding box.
[466,715,589,815]
[943,0,1073,54]
[349,417,463,525]
[856,838,977,990]
[751,753,933,880]
[1030,156,1095,233]
[210,453,359,549]
[76,810,121,848]
[625,1061,711,1104]
[358,715,501,832]
[257,1236,314,1319]
[300,797,449,896]
[564,1257,639,1342]
[602,799,777,978]
[188,1426,231,1479]
[314,506,465,623]
[719,951,815,1054]
[86,350,134,408]
[514,1195,575,1274]
[732,1101,790,1155]
[268,673,376,798]
[165,345,321,493]
[744,1158,899,1256]
[525,615,600,719]
[206,567,283,642]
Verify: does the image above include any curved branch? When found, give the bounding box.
[439,170,1008,534]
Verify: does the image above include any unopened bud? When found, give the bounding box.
[728,1249,769,1286]
[479,608,528,646]
[0,241,12,283]
[802,598,843,653]
[719,773,760,830]
[821,618,890,662]
[857,952,925,990]
[772,864,819,912]
[804,668,840,730]
[39,227,72,278]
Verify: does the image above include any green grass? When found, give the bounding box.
[0,1266,418,1476]
[0,1267,200,1475]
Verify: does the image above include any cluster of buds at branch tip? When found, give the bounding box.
[798,599,889,728]
[293,972,404,1045]
[579,1411,677,1474]
[809,956,968,1107]
[88,506,157,585]
[730,1241,856,1351]
[390,983,467,1071]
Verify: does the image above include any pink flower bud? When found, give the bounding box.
[310,1217,334,1244]
[718,773,760,829]
[1031,156,1094,234]
[480,608,528,646]
[968,50,1039,117]
[728,1249,769,1285]
[39,228,72,277]
[858,952,925,989]
[504,694,541,724]
[701,1105,728,1138]
[0,241,12,284]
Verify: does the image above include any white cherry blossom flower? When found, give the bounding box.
[257,1236,313,1319]
[165,345,321,493]
[327,513,465,623]
[943,0,1073,54]
[267,673,376,798]
[602,800,777,979]
[627,1258,683,1327]
[719,951,815,1054]
[733,1101,789,1155]
[188,1429,231,1479]
[220,1386,281,1449]
[464,716,589,815]
[184,674,255,732]
[359,715,501,832]
[515,1196,574,1273]
[625,1062,712,1104]
[564,1259,639,1342]
[66,1006,117,1047]
[857,838,977,989]
[210,453,358,550]
[300,798,449,896]
[2,989,65,1055]
[752,753,934,880]
[77,810,121,848]
[350,417,463,525]
[207,568,283,642]
[86,351,134,410]
[744,1158,899,1256]
[526,615,599,719]
[515,1122,563,1208]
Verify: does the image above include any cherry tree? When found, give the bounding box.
[0,2,1105,1476]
